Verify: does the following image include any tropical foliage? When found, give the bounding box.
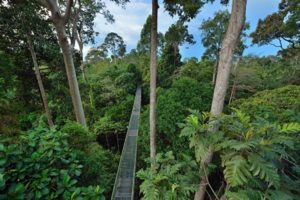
[0,0,299,199]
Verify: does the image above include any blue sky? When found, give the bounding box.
[85,0,281,59]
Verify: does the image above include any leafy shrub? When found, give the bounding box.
[94,116,124,135]
[180,110,300,199]
[105,95,135,123]
[94,95,134,137]
[61,121,94,150]
[77,143,120,198]
[137,151,198,200]
[231,85,300,122]
[178,59,213,83]
[0,127,104,199]
[115,64,141,95]
[61,122,120,197]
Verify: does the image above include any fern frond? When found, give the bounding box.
[248,155,280,188]
[225,191,250,200]
[187,114,199,127]
[139,179,160,200]
[201,112,210,123]
[223,155,252,187]
[193,135,210,162]
[278,123,300,134]
[265,190,295,200]
[232,108,250,128]
[226,188,263,200]
[216,139,256,151]
[270,135,295,150]
[180,126,195,137]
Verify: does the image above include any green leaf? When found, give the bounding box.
[223,155,252,187]
[75,170,81,176]
[266,190,295,200]
[278,123,300,134]
[232,108,251,128]
[0,173,5,190]
[180,126,195,137]
[217,140,256,151]
[0,144,4,151]
[226,191,250,200]
[0,158,6,166]
[248,155,280,188]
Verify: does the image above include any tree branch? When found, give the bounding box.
[202,164,220,200]
[268,41,284,49]
[70,0,81,48]
[45,0,62,22]
[38,0,48,8]
[278,38,284,50]
[280,36,300,49]
[63,0,74,24]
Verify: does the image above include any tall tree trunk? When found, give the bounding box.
[55,22,87,127]
[149,0,158,161]
[26,32,54,128]
[194,1,247,200]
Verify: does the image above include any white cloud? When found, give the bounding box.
[82,45,91,60]
[84,0,282,58]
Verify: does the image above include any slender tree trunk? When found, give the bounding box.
[26,32,54,128]
[229,79,237,105]
[55,23,87,127]
[149,0,158,161]
[116,133,120,152]
[77,38,87,81]
[194,1,247,200]
[212,56,219,85]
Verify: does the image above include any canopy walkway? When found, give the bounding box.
[111,87,141,200]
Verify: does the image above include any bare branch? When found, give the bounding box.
[278,38,284,49]
[202,164,220,200]
[268,41,284,50]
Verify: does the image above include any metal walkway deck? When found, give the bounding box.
[111,87,141,200]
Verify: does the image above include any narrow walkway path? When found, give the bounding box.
[111,87,141,200]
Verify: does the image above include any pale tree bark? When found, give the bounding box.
[149,0,158,161]
[69,1,86,81]
[76,33,87,81]
[68,1,92,109]
[26,31,54,128]
[194,0,247,200]
[212,57,218,85]
[42,0,87,126]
